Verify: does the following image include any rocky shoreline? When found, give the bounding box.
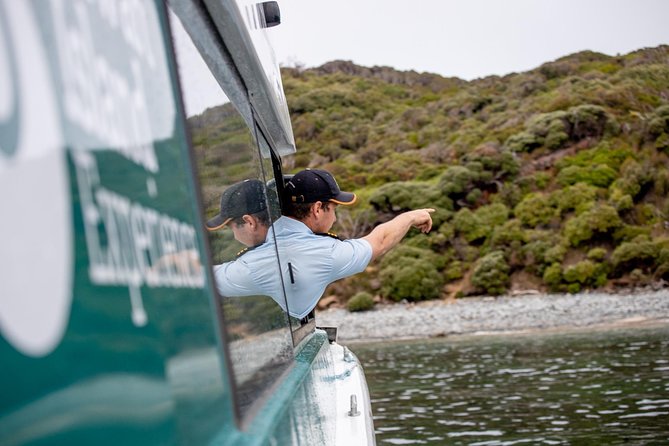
[317,288,669,343]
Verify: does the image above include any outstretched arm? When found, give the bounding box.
[362,209,435,261]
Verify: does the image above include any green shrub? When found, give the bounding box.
[505,131,541,153]
[553,183,597,215]
[514,193,556,227]
[492,183,523,209]
[526,110,569,150]
[564,204,622,246]
[380,257,444,301]
[379,245,446,301]
[568,104,611,140]
[545,242,568,264]
[471,251,510,295]
[656,248,669,279]
[369,181,452,213]
[453,208,487,243]
[618,159,652,196]
[613,224,652,243]
[611,236,662,273]
[466,188,483,204]
[506,105,611,153]
[556,141,633,171]
[444,260,464,281]
[490,219,527,251]
[608,159,654,209]
[477,202,510,227]
[609,188,634,211]
[563,260,607,287]
[452,203,510,244]
[543,263,563,290]
[533,172,551,190]
[380,244,446,269]
[566,283,582,294]
[587,247,608,261]
[521,230,558,274]
[461,142,520,180]
[557,164,617,188]
[644,104,669,150]
[438,165,482,202]
[347,292,375,312]
[634,203,660,225]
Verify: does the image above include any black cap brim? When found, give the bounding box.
[206,214,233,231]
[330,191,357,205]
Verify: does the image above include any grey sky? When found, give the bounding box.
[270,0,669,80]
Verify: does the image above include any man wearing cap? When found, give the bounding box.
[205,179,270,249]
[209,170,434,319]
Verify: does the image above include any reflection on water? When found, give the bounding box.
[355,325,669,445]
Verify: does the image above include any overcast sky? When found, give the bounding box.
[270,0,669,80]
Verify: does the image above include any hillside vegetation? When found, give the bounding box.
[192,46,669,303]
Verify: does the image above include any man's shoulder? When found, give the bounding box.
[314,231,341,240]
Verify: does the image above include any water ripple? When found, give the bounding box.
[356,326,669,445]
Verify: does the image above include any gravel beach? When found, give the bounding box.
[317,288,669,343]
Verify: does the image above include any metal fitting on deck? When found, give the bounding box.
[348,394,360,417]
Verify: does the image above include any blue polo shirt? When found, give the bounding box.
[214,216,373,319]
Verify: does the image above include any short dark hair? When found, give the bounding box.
[231,210,271,227]
[285,201,332,220]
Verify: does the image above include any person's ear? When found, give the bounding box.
[312,201,323,217]
[242,214,255,227]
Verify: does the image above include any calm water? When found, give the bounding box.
[354,325,669,445]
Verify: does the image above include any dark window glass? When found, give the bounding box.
[169,9,293,421]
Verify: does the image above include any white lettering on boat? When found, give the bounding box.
[73,151,205,327]
[51,0,158,173]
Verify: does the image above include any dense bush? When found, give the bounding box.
[514,193,556,227]
[526,110,570,150]
[608,159,654,210]
[563,260,607,288]
[587,247,608,261]
[453,208,487,243]
[521,230,561,275]
[379,245,445,301]
[557,164,618,188]
[471,251,511,295]
[369,181,452,213]
[461,142,521,180]
[553,183,597,215]
[437,165,481,200]
[564,204,622,246]
[505,131,541,153]
[644,104,669,151]
[347,291,375,312]
[490,219,527,252]
[610,236,667,274]
[380,257,444,301]
[505,105,612,153]
[543,263,563,290]
[453,203,509,243]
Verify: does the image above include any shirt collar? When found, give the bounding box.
[265,216,313,243]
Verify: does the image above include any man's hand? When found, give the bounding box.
[409,208,435,234]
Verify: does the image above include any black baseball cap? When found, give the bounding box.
[285,169,356,205]
[206,179,267,231]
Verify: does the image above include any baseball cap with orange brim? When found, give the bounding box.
[284,169,356,205]
[206,179,267,231]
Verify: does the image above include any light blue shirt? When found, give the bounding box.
[214,216,373,319]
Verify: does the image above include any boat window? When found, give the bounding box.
[169,10,294,422]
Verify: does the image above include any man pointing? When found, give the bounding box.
[211,169,434,318]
